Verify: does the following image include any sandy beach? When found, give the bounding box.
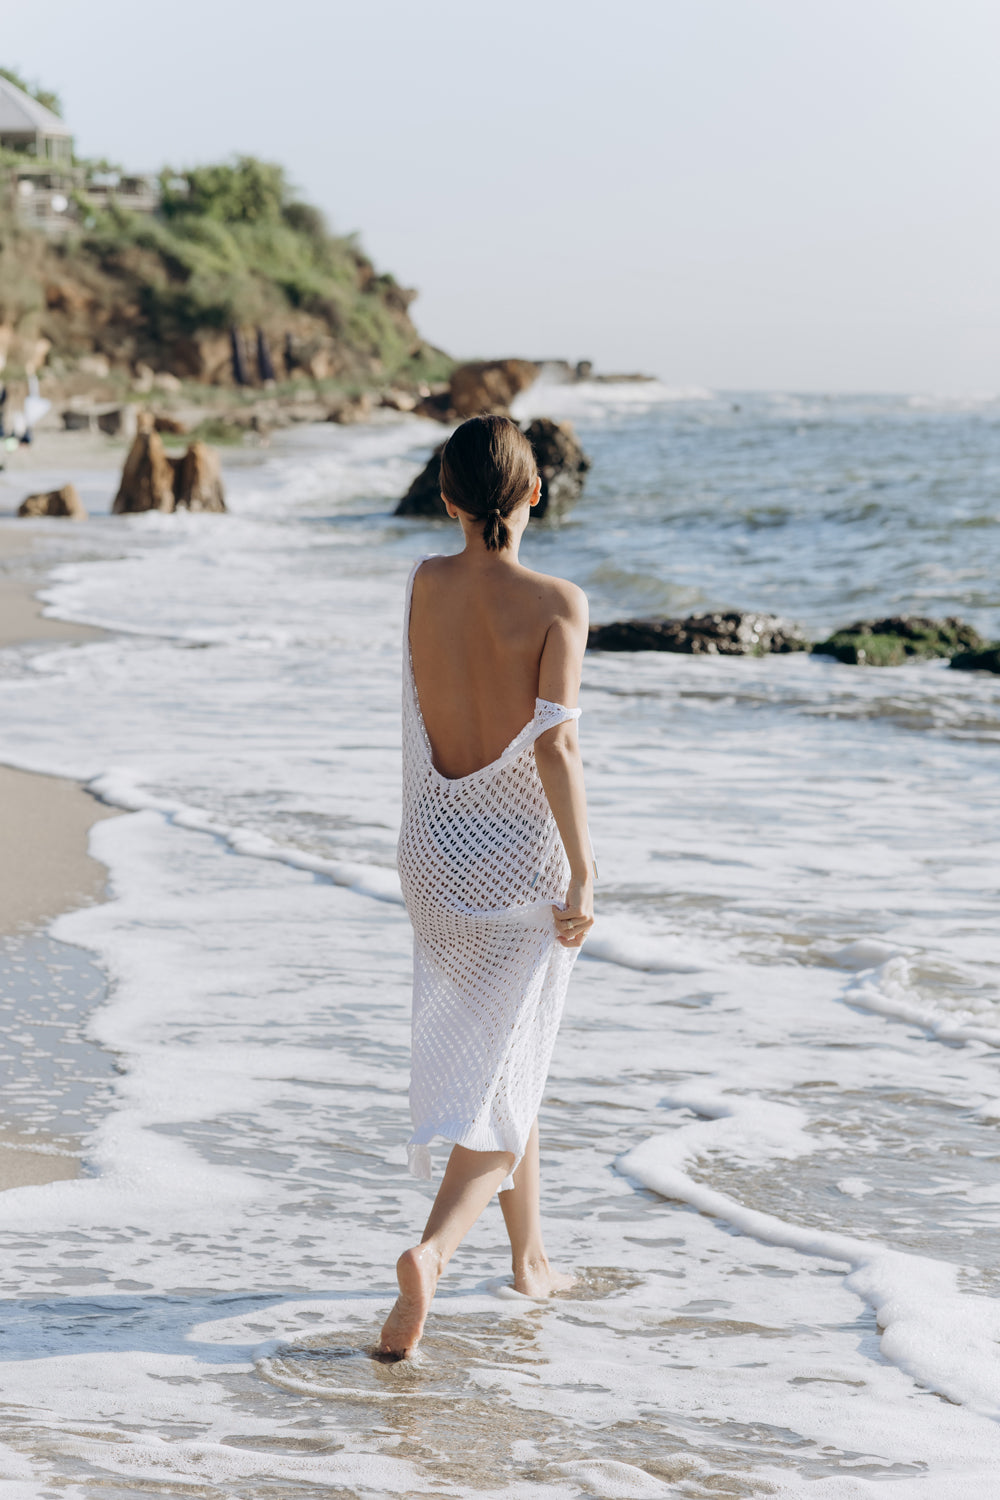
[0,521,117,1189]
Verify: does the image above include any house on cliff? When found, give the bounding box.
[1,75,159,232]
[0,74,72,161]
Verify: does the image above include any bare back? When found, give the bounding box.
[408,554,588,781]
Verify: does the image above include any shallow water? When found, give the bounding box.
[0,383,998,1497]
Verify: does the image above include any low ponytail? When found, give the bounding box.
[482,508,510,552]
[440,415,535,551]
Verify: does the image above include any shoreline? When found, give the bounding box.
[0,531,118,1189]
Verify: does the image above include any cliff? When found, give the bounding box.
[0,156,451,393]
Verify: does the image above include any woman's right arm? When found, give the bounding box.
[535,585,594,950]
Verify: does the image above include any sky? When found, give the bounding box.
[5,0,999,392]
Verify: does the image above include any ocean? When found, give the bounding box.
[0,379,998,1498]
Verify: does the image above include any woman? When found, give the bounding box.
[380,414,594,1359]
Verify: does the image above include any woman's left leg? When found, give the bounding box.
[379,1143,514,1357]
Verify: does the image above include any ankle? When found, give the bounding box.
[512,1248,549,1274]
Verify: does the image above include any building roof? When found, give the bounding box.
[0,75,71,137]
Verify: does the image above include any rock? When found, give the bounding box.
[153,414,187,435]
[950,646,1000,674]
[17,484,87,521]
[112,428,177,513]
[575,359,593,380]
[173,442,226,512]
[448,359,539,419]
[326,393,373,425]
[414,387,455,423]
[152,371,182,394]
[813,616,984,666]
[523,418,591,517]
[96,406,138,440]
[395,444,446,517]
[588,613,809,656]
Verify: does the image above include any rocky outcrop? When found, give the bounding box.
[417,360,539,422]
[112,427,225,513]
[173,441,226,512]
[394,419,591,520]
[112,427,176,513]
[395,445,446,517]
[449,359,539,419]
[588,612,809,656]
[524,418,591,515]
[950,646,1000,674]
[813,616,984,666]
[18,484,87,521]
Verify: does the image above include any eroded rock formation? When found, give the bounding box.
[173,441,226,512]
[112,427,226,514]
[112,427,176,513]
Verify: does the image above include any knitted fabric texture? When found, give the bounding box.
[398,558,581,1192]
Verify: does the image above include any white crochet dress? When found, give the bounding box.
[398,558,581,1193]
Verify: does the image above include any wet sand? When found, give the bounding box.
[0,526,116,1188]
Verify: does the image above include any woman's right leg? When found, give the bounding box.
[379,1142,514,1357]
[499,1119,573,1296]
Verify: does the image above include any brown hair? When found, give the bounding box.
[439,415,537,551]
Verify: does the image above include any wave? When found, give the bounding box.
[617,1091,1000,1421]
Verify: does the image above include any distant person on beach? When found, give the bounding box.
[380,414,594,1358]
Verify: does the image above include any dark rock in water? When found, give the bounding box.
[523,418,591,515]
[394,419,591,520]
[950,645,1000,674]
[813,616,984,666]
[395,444,446,518]
[588,613,808,656]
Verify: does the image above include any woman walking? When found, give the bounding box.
[380,415,594,1358]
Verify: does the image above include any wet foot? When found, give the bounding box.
[512,1257,575,1297]
[379,1245,439,1358]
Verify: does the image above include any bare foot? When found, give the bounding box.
[512,1256,575,1297]
[379,1245,439,1357]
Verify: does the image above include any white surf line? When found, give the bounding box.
[617,1094,1000,1422]
[85,771,710,974]
[843,957,1000,1048]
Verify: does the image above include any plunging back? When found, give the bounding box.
[397,555,583,1192]
[407,552,572,781]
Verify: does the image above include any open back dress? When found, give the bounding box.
[398,557,582,1193]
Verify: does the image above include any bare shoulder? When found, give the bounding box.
[521,567,589,626]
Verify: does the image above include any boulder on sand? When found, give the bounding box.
[394,419,591,520]
[112,427,176,513]
[18,484,88,521]
[588,612,808,656]
[173,441,226,513]
[812,616,984,666]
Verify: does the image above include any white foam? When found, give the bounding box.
[618,1099,1000,1421]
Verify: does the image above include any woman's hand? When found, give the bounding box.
[553,877,594,949]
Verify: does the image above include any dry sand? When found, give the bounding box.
[0,525,118,1187]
